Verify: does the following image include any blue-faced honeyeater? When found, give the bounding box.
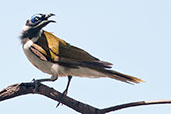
[20,13,144,95]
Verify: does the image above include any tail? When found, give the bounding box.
[68,59,144,84]
[104,70,144,84]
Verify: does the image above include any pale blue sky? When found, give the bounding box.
[0,0,171,114]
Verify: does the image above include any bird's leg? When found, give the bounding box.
[62,75,72,95]
[32,76,58,92]
[56,75,72,107]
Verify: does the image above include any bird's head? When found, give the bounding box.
[21,13,56,39]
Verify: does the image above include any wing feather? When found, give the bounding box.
[30,44,48,61]
[42,31,112,69]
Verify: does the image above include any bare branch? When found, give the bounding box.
[101,100,171,113]
[0,82,171,114]
[0,82,102,114]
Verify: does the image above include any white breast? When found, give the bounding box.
[23,40,59,77]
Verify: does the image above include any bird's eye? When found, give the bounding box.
[30,14,42,23]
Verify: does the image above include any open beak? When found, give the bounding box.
[34,13,56,30]
[43,13,56,23]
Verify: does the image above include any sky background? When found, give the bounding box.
[0,0,171,114]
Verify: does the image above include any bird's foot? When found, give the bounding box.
[32,79,41,93]
[56,90,68,108]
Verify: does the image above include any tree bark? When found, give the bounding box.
[0,82,171,114]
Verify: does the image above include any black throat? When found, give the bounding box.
[20,27,42,46]
[21,27,41,40]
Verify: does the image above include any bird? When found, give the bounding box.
[20,13,144,96]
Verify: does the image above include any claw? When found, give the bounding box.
[56,90,67,108]
[56,100,62,107]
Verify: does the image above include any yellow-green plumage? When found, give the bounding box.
[44,31,98,62]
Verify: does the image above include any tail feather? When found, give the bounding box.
[104,70,144,84]
[69,65,144,84]
[81,60,144,84]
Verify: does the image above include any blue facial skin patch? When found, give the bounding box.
[30,14,42,23]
